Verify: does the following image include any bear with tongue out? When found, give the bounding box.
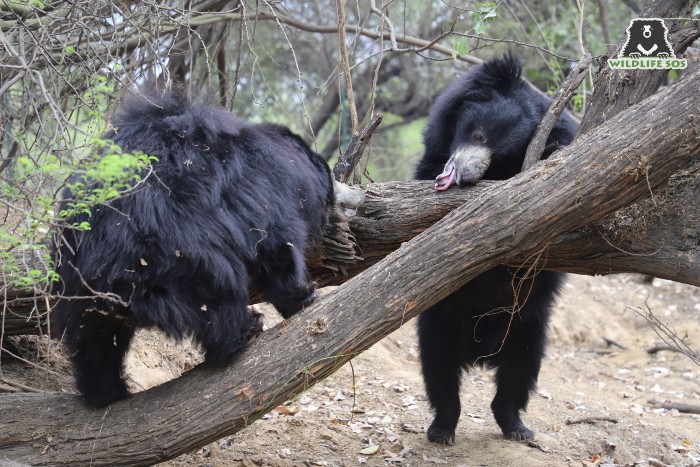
[414,52,577,445]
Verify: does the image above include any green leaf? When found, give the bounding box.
[452,37,470,58]
[470,2,498,36]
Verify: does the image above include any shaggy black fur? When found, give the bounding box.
[415,53,578,445]
[52,90,334,408]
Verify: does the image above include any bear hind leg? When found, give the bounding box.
[197,292,264,366]
[490,317,547,441]
[62,309,134,408]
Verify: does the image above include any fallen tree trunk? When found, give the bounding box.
[312,163,700,286]
[4,163,698,337]
[0,63,698,467]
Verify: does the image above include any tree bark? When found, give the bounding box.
[2,164,699,338]
[0,64,698,467]
[311,163,700,288]
[5,167,698,337]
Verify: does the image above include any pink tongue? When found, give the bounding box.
[435,166,457,191]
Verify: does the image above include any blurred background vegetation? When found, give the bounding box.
[0,0,697,296]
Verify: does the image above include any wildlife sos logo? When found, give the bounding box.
[609,18,687,70]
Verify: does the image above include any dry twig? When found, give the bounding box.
[565,416,619,425]
[521,53,591,171]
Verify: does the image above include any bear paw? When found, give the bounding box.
[503,421,534,442]
[427,424,456,445]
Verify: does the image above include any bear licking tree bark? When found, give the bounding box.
[415,52,578,445]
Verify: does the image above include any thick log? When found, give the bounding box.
[0,62,698,467]
[541,167,700,281]
[2,167,699,337]
[3,162,699,337]
[311,163,700,287]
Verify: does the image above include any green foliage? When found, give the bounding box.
[0,248,58,289]
[0,140,156,290]
[469,2,498,35]
[570,91,586,115]
[667,69,679,83]
[0,68,142,291]
[448,1,500,59]
[451,37,470,60]
[59,145,157,227]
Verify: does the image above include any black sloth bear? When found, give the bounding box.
[415,53,578,445]
[52,89,335,408]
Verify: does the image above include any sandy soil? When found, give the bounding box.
[3,274,700,466]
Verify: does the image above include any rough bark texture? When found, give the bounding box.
[542,166,700,281]
[0,64,698,467]
[311,163,700,288]
[5,165,698,337]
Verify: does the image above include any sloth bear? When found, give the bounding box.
[415,53,578,445]
[52,89,335,408]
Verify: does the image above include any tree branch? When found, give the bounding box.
[332,113,383,183]
[1,65,699,467]
[0,9,483,79]
[522,53,591,171]
[335,0,359,133]
[312,162,700,288]
[3,142,699,337]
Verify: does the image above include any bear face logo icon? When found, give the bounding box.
[620,18,674,58]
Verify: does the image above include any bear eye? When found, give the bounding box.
[472,130,486,144]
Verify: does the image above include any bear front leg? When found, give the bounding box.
[418,305,465,445]
[260,244,317,319]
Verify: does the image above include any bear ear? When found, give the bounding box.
[476,51,523,94]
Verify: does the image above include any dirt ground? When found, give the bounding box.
[3,273,700,466]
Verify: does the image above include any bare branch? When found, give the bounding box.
[336,0,359,132]
[628,301,700,366]
[332,113,383,183]
[369,0,398,51]
[648,400,700,414]
[565,416,619,425]
[521,53,591,171]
